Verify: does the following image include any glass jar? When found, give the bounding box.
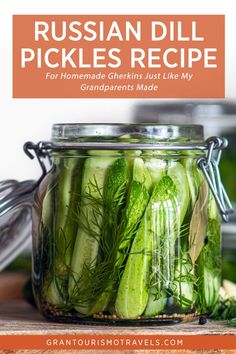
[25,124,231,325]
[0,124,232,325]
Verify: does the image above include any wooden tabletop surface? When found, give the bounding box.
[0,300,236,354]
[0,299,235,335]
[0,272,236,353]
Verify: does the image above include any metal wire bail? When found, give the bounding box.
[23,141,52,188]
[197,137,234,222]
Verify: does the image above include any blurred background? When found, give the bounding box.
[0,0,236,303]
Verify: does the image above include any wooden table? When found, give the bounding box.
[0,299,236,353]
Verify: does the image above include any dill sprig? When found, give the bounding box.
[67,175,130,310]
[210,297,236,321]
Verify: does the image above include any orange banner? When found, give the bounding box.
[13,15,225,98]
[0,334,236,350]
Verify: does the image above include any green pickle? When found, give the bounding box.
[35,146,221,323]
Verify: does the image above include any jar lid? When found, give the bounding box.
[0,179,34,271]
[52,123,204,145]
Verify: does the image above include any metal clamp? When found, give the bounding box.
[197,137,233,222]
[23,141,52,188]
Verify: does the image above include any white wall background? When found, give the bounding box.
[0,0,235,181]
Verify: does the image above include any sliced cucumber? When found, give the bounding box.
[183,158,204,209]
[144,158,167,185]
[144,290,167,317]
[167,161,190,225]
[115,176,178,319]
[133,158,152,192]
[173,254,195,310]
[69,156,116,314]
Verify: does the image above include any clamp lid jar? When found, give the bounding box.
[1,124,233,325]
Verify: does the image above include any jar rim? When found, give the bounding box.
[52,123,204,144]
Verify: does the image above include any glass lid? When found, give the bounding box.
[51,123,204,144]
